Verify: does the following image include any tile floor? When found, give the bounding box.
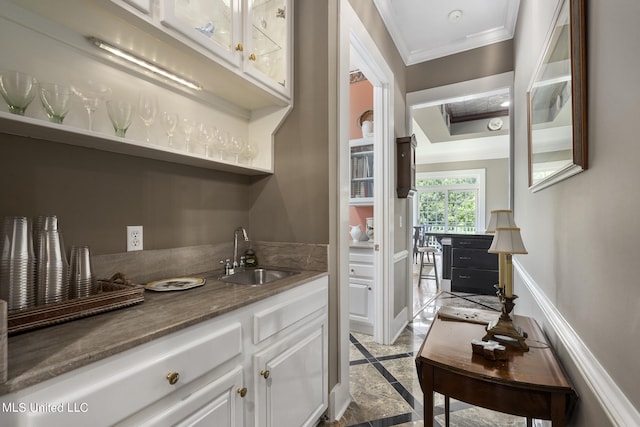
[329,259,529,427]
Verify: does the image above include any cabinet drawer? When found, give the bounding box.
[349,263,373,278]
[349,250,373,264]
[452,236,493,250]
[253,279,328,344]
[452,248,498,270]
[3,321,243,427]
[451,268,498,295]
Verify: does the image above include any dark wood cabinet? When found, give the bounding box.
[396,135,416,198]
[450,235,498,295]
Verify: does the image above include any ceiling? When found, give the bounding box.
[370,0,520,164]
[373,0,520,65]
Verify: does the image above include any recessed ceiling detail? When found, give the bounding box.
[373,0,520,65]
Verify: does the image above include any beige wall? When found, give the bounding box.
[406,39,514,93]
[250,0,330,245]
[0,135,251,255]
[513,0,640,424]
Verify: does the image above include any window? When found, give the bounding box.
[415,169,486,234]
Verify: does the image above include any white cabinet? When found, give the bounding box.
[120,367,245,427]
[160,0,242,68]
[253,318,327,427]
[250,282,328,427]
[0,277,328,427]
[0,0,292,175]
[350,137,374,205]
[349,245,375,334]
[243,0,291,96]
[160,0,291,98]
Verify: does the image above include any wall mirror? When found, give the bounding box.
[527,0,587,192]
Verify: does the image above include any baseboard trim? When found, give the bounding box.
[515,259,640,427]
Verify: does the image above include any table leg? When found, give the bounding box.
[445,395,450,427]
[421,364,435,426]
[527,418,532,427]
[550,393,566,426]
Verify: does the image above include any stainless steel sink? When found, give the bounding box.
[218,268,300,286]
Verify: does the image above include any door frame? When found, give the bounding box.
[329,0,396,420]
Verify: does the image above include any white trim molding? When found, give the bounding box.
[515,259,640,427]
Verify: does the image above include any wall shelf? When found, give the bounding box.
[1,112,272,176]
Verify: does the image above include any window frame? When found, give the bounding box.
[414,169,486,234]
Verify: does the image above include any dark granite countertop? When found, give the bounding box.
[1,268,327,395]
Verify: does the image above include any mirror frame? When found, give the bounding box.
[527,0,587,192]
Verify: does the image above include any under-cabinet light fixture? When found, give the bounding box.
[87,36,202,91]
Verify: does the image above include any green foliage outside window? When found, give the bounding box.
[417,177,478,234]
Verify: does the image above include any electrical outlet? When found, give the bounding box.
[127,225,143,251]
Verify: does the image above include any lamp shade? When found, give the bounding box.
[488,227,528,254]
[486,209,517,233]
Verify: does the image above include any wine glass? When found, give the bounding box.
[70,82,111,131]
[228,136,245,163]
[0,70,38,115]
[106,100,134,137]
[240,142,259,166]
[180,118,198,153]
[39,82,72,124]
[160,111,179,147]
[137,93,158,144]
[197,123,214,157]
[214,128,229,160]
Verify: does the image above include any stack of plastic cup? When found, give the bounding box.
[0,216,36,311]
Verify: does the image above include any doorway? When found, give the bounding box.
[407,72,514,317]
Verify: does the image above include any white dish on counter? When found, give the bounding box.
[145,277,205,292]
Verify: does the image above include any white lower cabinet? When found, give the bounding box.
[349,246,375,334]
[0,276,328,427]
[254,318,327,427]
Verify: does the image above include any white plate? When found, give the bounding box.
[145,277,206,292]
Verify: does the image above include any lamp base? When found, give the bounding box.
[483,292,529,351]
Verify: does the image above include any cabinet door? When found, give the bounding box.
[254,318,327,427]
[119,0,152,14]
[119,366,245,426]
[173,368,245,427]
[161,0,242,67]
[243,0,291,96]
[349,279,373,323]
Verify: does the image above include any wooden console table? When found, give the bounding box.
[415,312,577,426]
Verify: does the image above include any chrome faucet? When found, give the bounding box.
[233,226,249,270]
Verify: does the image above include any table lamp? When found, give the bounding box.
[485,210,517,292]
[484,226,529,351]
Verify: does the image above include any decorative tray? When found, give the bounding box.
[7,273,145,335]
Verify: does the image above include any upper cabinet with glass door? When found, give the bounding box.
[243,0,291,95]
[160,0,291,98]
[160,0,242,68]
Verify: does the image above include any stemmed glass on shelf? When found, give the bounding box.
[241,142,259,166]
[228,136,245,163]
[71,81,111,131]
[0,70,38,115]
[138,93,158,144]
[180,118,198,153]
[160,111,179,148]
[213,128,229,160]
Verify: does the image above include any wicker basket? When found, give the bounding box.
[7,273,144,335]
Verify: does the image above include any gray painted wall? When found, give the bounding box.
[513,0,640,424]
[0,135,251,254]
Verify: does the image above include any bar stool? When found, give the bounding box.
[417,244,440,289]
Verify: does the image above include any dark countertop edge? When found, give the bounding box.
[1,269,328,395]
